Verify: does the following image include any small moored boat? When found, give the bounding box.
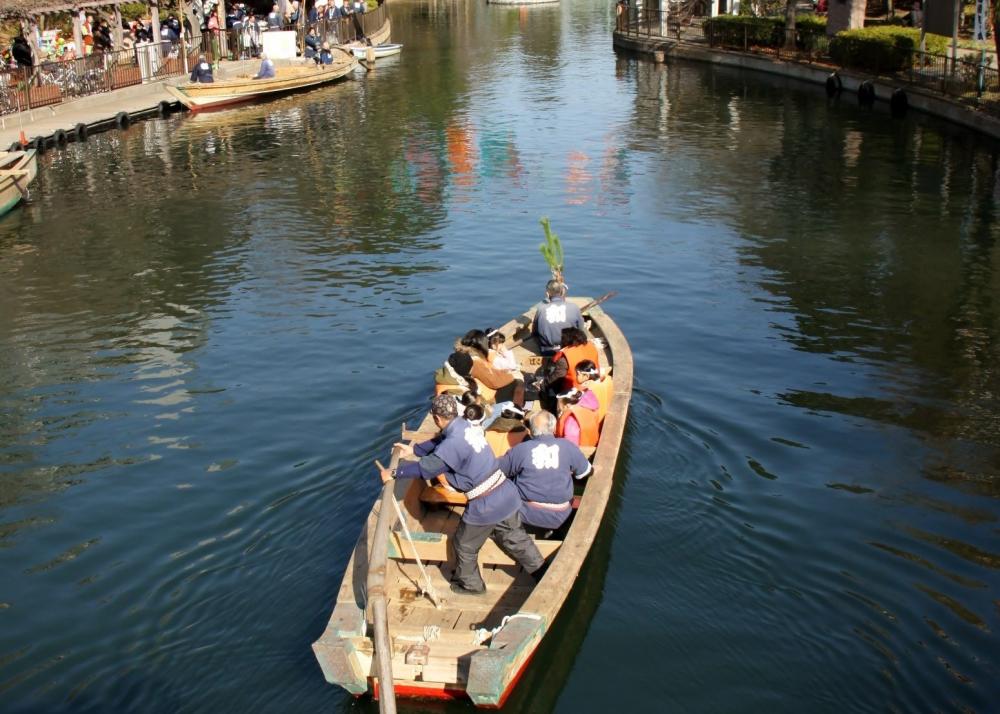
[165,57,357,113]
[351,43,403,59]
[0,149,38,217]
[312,297,632,707]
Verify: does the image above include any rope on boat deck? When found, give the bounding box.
[473,612,542,646]
[390,493,442,608]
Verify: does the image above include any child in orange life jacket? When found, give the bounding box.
[554,388,600,447]
[545,327,599,393]
[574,359,612,424]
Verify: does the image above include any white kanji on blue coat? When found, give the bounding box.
[464,427,487,453]
[545,304,567,323]
[531,444,560,469]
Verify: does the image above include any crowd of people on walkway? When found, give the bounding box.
[3,0,379,73]
[378,281,615,595]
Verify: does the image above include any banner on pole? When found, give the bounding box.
[974,0,988,42]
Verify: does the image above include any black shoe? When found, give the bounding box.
[450,581,486,595]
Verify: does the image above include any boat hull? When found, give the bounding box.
[312,298,633,707]
[0,150,38,217]
[166,59,357,112]
[351,43,403,58]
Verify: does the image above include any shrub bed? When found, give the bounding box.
[828,27,949,72]
[702,14,827,51]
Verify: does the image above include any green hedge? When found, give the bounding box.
[828,27,949,72]
[702,14,827,51]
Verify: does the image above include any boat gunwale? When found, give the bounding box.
[0,149,38,217]
[312,297,633,707]
[465,299,632,705]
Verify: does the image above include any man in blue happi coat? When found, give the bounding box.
[380,395,544,595]
[532,279,585,355]
[499,410,592,531]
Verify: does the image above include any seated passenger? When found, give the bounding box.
[486,327,519,373]
[500,410,592,530]
[434,352,475,396]
[254,53,276,78]
[532,279,584,355]
[318,42,334,65]
[554,388,599,448]
[484,404,529,457]
[545,326,599,394]
[574,360,613,423]
[304,31,319,59]
[189,54,214,83]
[455,329,526,407]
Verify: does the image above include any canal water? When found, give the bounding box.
[2,1,999,712]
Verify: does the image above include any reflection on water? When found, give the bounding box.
[0,0,999,711]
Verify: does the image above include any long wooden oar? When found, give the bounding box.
[367,446,401,714]
[580,290,618,314]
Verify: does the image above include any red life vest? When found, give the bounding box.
[556,405,600,447]
[552,342,600,390]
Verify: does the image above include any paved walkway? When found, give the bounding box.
[0,77,184,150]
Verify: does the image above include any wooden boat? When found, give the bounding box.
[0,149,38,217]
[165,57,357,112]
[351,43,403,59]
[312,297,632,707]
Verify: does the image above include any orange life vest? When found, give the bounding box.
[581,376,613,423]
[485,428,528,458]
[552,342,600,390]
[556,405,600,447]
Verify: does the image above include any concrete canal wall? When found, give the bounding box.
[613,32,1000,141]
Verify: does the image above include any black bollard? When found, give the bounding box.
[858,80,876,107]
[825,72,842,98]
[890,88,908,118]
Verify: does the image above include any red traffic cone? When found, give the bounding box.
[18,130,28,147]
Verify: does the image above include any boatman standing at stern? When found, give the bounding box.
[500,410,592,532]
[532,279,585,355]
[379,396,545,595]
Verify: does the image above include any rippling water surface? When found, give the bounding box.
[2,1,999,712]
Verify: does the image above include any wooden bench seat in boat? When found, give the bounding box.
[387,530,561,566]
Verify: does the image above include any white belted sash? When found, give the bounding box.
[465,469,505,500]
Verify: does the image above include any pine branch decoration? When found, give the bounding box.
[538,217,564,283]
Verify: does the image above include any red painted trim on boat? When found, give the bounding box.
[367,645,540,707]
[491,649,538,709]
[371,678,467,701]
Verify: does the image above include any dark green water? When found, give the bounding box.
[2,1,999,712]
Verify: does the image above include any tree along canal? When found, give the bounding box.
[1,0,999,711]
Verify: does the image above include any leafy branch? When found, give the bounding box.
[538,217,564,282]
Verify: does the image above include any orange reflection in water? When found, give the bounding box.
[565,150,591,205]
[447,122,478,192]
